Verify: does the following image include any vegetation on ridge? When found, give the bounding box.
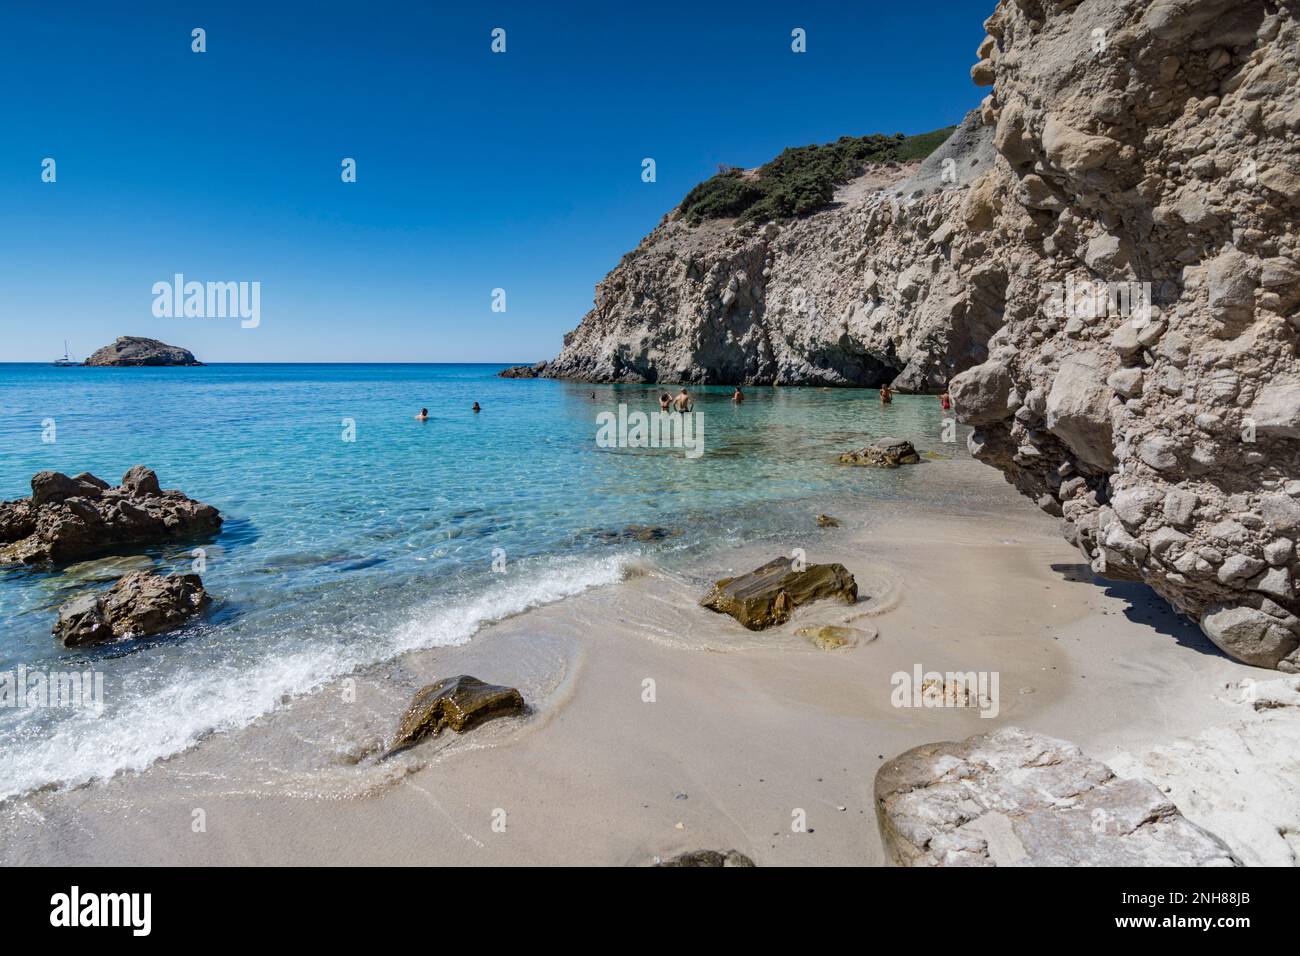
[678,126,955,225]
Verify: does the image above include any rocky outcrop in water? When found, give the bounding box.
[701,557,858,630]
[498,361,548,379]
[838,437,921,468]
[384,675,526,756]
[875,726,1239,867]
[53,571,211,647]
[542,113,1000,391]
[947,0,1300,670]
[85,336,202,366]
[0,466,222,565]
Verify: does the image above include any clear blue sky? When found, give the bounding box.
[0,0,990,363]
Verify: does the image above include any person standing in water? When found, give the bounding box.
[415,408,429,420]
[673,388,692,413]
[879,384,894,405]
[472,402,481,413]
[659,393,672,412]
[939,389,951,411]
[732,386,744,404]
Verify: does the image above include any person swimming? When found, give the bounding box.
[472,402,481,412]
[732,386,744,404]
[415,408,429,420]
[673,388,692,413]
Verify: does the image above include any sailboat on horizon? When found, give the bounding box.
[53,341,81,367]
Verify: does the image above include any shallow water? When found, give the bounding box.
[0,363,968,800]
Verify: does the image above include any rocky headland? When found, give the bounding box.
[85,336,203,366]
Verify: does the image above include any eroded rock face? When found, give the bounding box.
[385,675,526,756]
[875,727,1239,867]
[838,437,921,468]
[54,571,211,647]
[0,467,222,566]
[542,112,1002,391]
[945,0,1300,670]
[85,336,202,366]
[701,557,858,630]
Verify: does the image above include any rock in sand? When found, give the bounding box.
[701,557,857,630]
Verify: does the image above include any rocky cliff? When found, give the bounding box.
[948,0,1300,672]
[544,0,1300,671]
[86,336,202,366]
[543,117,1003,391]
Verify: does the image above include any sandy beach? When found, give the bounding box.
[3,458,1284,867]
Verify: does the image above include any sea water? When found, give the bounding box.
[0,363,964,800]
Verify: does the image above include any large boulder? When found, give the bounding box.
[1199,604,1299,669]
[949,360,1012,425]
[84,336,202,366]
[384,676,526,757]
[701,557,858,630]
[53,571,211,647]
[875,727,1239,867]
[0,467,221,566]
[1043,353,1115,471]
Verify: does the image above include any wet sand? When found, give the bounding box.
[0,460,1274,866]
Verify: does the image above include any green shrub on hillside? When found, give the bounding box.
[679,127,955,225]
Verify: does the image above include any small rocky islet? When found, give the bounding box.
[84,336,203,366]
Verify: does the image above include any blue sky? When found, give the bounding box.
[0,0,989,363]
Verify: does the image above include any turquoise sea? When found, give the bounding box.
[0,363,965,800]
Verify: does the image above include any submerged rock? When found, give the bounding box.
[53,571,211,647]
[385,675,526,756]
[0,466,221,566]
[838,438,921,469]
[701,557,857,630]
[85,336,202,366]
[795,623,875,649]
[655,849,756,867]
[874,727,1238,867]
[592,524,679,543]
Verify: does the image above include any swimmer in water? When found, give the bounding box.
[415,408,429,420]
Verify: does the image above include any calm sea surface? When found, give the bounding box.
[0,363,966,799]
